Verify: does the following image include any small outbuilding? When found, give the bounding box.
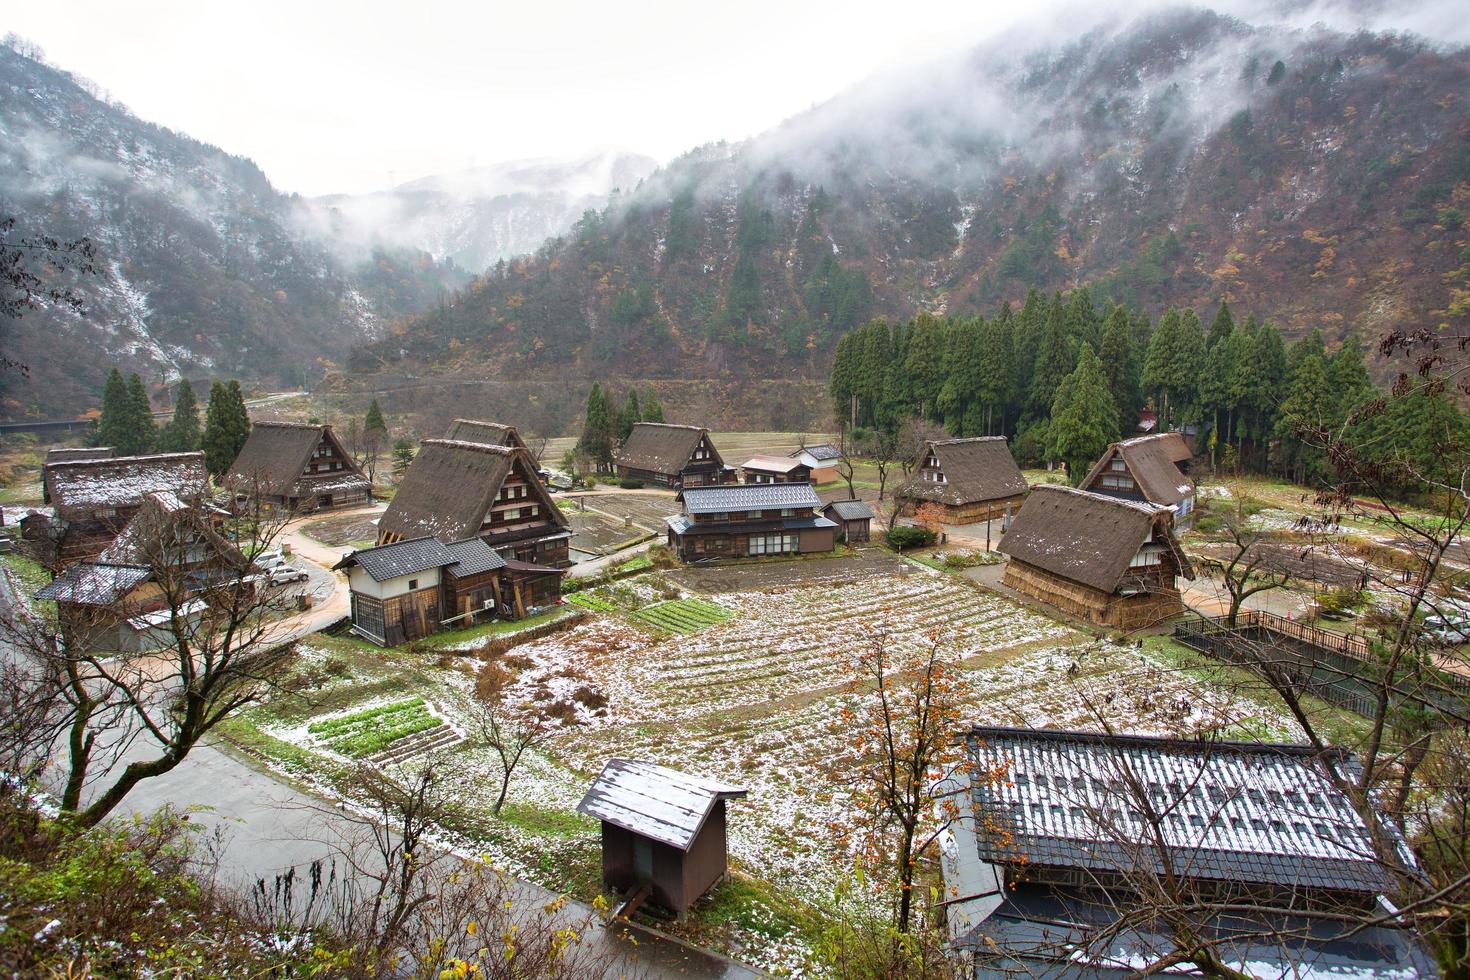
[823,499,874,543]
[789,442,844,483]
[577,759,747,917]
[739,455,812,484]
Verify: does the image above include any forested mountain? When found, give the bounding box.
[358,8,1470,429]
[0,39,465,420]
[303,151,658,273]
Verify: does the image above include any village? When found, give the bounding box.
[2,399,1465,977]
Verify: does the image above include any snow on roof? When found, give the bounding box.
[678,482,822,514]
[962,727,1403,894]
[577,758,746,851]
[47,453,208,515]
[792,443,843,461]
[127,597,207,631]
[35,562,151,605]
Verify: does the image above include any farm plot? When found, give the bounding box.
[630,597,733,633]
[306,698,442,758]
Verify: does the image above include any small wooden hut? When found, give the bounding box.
[577,759,747,917]
[998,484,1193,630]
[823,499,874,543]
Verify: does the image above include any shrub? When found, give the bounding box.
[618,478,644,489]
[887,526,937,550]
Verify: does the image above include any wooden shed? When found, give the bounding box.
[577,759,747,917]
[997,484,1193,630]
[823,499,875,543]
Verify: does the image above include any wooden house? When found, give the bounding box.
[664,483,836,561]
[336,534,563,647]
[444,417,527,451]
[42,447,113,503]
[377,439,571,567]
[941,727,1436,977]
[997,484,1193,630]
[227,421,371,514]
[35,491,249,653]
[823,499,874,543]
[23,452,209,569]
[789,442,844,483]
[896,436,1027,525]
[1079,432,1197,529]
[614,423,732,489]
[739,455,812,484]
[577,759,747,917]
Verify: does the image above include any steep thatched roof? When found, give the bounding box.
[998,485,1191,593]
[96,490,247,571]
[444,418,526,451]
[43,448,115,503]
[898,437,1026,506]
[227,422,366,497]
[615,423,715,476]
[378,440,566,543]
[1081,433,1194,507]
[48,452,208,517]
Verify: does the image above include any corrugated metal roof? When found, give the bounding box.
[825,500,875,521]
[665,514,693,534]
[36,562,152,605]
[444,537,506,576]
[577,758,746,851]
[794,443,843,462]
[679,482,821,514]
[343,536,455,582]
[964,727,1398,895]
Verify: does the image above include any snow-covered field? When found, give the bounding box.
[260,568,1300,975]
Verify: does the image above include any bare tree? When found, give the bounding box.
[1194,496,1293,626]
[466,673,552,816]
[5,495,299,827]
[858,426,903,504]
[0,215,99,376]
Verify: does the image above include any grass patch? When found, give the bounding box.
[496,799,599,838]
[618,555,653,574]
[566,591,617,612]
[691,870,824,950]
[630,597,733,634]
[307,698,442,758]
[422,607,572,647]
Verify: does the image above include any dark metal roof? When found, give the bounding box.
[824,500,875,521]
[36,562,152,604]
[678,482,821,514]
[793,443,843,462]
[963,726,1399,895]
[444,537,506,577]
[577,758,746,851]
[339,536,455,582]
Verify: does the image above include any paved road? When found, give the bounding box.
[121,742,760,978]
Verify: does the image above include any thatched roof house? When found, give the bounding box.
[1080,432,1196,527]
[444,418,527,451]
[998,484,1192,629]
[377,440,570,566]
[615,423,730,488]
[897,437,1027,524]
[42,447,113,503]
[227,422,370,513]
[941,726,1435,977]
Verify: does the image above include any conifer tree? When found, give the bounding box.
[362,398,388,483]
[123,373,155,456]
[618,388,641,442]
[1207,301,1235,350]
[1028,293,1074,419]
[95,368,129,451]
[642,386,664,424]
[903,313,948,420]
[1097,305,1141,425]
[577,383,614,472]
[1326,333,1374,428]
[158,379,200,453]
[974,314,1013,436]
[1275,335,1332,483]
[1049,345,1120,481]
[225,381,251,463]
[391,437,416,478]
[201,381,235,477]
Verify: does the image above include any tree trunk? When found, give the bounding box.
[896,820,916,932]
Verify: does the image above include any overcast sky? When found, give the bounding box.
[7,0,1462,198]
[4,1,1043,197]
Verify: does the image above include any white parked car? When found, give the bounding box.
[268,564,309,586]
[253,549,286,570]
[1422,614,1470,646]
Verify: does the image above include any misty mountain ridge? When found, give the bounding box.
[353,5,1470,429]
[301,150,658,272]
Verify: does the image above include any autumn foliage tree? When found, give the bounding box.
[836,629,1001,934]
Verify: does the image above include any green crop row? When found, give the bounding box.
[308,697,425,737]
[631,598,733,634]
[326,714,443,759]
[566,592,618,613]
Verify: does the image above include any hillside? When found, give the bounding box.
[356,9,1470,431]
[0,40,465,420]
[303,151,659,273]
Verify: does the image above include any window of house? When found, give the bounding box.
[1109,459,1127,472]
[528,504,538,516]
[505,508,521,520]
[709,511,728,521]
[781,508,797,517]
[407,578,418,590]
[1128,548,1164,568]
[1101,474,1133,490]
